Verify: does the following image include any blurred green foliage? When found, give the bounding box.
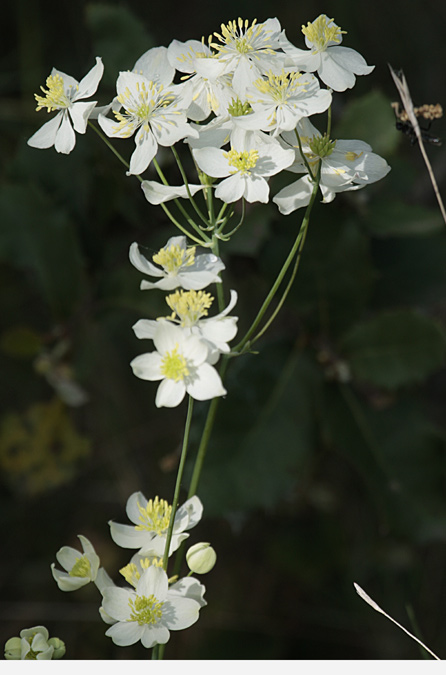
[1,0,446,661]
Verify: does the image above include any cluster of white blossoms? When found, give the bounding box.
[47,492,215,650]
[27,14,390,212]
[129,235,237,407]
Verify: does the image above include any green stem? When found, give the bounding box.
[233,174,320,354]
[88,121,208,245]
[171,146,210,229]
[250,214,310,346]
[162,396,195,572]
[295,128,315,179]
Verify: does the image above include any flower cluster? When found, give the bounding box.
[129,235,237,407]
[27,14,390,212]
[48,492,214,650]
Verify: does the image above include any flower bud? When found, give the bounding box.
[186,542,217,574]
[48,637,66,659]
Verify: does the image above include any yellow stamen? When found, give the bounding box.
[224,149,259,174]
[166,289,214,326]
[128,594,164,625]
[69,555,91,578]
[135,496,172,534]
[153,243,196,273]
[34,74,70,112]
[302,16,346,52]
[160,346,190,382]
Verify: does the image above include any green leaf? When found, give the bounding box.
[340,310,446,388]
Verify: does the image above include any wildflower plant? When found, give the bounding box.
[21,12,392,659]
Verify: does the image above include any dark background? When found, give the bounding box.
[2,0,446,660]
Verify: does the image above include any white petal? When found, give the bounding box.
[132,318,158,340]
[329,46,374,76]
[318,52,355,92]
[105,621,144,646]
[131,352,163,381]
[51,564,91,591]
[155,378,186,408]
[215,174,245,203]
[141,180,205,205]
[193,147,230,178]
[128,128,157,175]
[75,57,104,99]
[186,362,226,400]
[54,114,76,154]
[126,491,148,523]
[129,242,164,278]
[137,565,168,601]
[163,596,200,630]
[109,521,153,549]
[27,113,62,149]
[69,100,97,133]
[141,624,169,648]
[174,495,203,531]
[273,175,314,215]
[133,46,175,86]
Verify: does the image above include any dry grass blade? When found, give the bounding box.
[389,64,446,226]
[354,582,440,660]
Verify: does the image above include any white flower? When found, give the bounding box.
[132,288,238,364]
[27,57,104,154]
[102,566,201,648]
[4,627,65,660]
[272,120,391,214]
[193,138,294,203]
[167,39,235,121]
[129,236,225,291]
[98,70,197,175]
[243,70,332,136]
[109,492,203,555]
[51,534,100,591]
[281,15,374,92]
[130,322,227,407]
[210,18,285,93]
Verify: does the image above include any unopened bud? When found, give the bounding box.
[186,542,217,574]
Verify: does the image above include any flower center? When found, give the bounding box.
[302,15,346,52]
[128,594,164,626]
[308,133,336,158]
[228,97,253,117]
[120,557,163,587]
[160,345,190,381]
[69,555,91,578]
[153,243,196,274]
[135,496,172,534]
[34,74,70,112]
[166,289,214,326]
[254,70,306,103]
[224,149,259,174]
[114,80,176,135]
